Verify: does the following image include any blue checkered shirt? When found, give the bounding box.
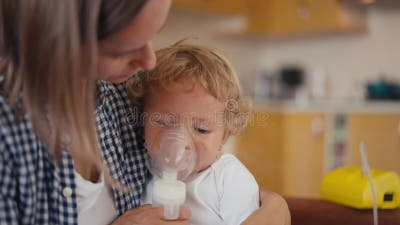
[0,81,148,225]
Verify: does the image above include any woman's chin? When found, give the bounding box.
[111,70,142,83]
[107,74,133,84]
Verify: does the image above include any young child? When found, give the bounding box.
[126,41,259,225]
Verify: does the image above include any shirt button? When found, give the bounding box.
[62,187,73,197]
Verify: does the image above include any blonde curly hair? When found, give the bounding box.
[126,41,251,135]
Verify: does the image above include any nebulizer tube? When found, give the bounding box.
[359,141,378,225]
[146,125,197,220]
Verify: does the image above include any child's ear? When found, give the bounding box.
[221,130,231,146]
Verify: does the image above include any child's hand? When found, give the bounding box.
[111,204,191,225]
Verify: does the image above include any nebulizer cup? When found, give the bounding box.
[146,125,197,220]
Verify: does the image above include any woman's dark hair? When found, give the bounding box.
[0,0,147,185]
[98,0,147,39]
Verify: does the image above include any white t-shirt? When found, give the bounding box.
[142,153,260,225]
[75,171,118,225]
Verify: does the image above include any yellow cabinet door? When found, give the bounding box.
[348,114,400,174]
[245,0,365,36]
[234,112,284,193]
[172,0,248,15]
[234,112,325,198]
[281,113,326,198]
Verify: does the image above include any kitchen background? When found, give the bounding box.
[154,0,400,198]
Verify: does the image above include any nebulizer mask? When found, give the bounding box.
[146,125,197,220]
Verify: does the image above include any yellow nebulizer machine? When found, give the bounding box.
[321,142,400,210]
[321,166,400,209]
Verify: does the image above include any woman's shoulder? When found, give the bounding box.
[0,92,29,174]
[98,81,130,105]
[0,90,23,132]
[0,77,27,124]
[0,91,43,159]
[97,81,143,128]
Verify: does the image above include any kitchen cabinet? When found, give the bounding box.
[172,0,248,15]
[281,113,325,198]
[235,112,284,193]
[172,0,366,37]
[244,0,366,36]
[347,114,400,174]
[235,107,400,199]
[234,112,326,198]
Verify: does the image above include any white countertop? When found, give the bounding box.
[253,99,400,114]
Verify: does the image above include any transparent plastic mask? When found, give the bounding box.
[145,125,197,181]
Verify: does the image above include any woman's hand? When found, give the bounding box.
[241,189,291,225]
[111,204,191,225]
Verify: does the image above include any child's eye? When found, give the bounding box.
[154,119,175,128]
[195,127,211,134]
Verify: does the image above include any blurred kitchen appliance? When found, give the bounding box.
[279,66,305,100]
[366,78,400,100]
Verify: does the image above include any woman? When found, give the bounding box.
[0,1,290,225]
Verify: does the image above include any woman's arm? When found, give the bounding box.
[241,189,291,225]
